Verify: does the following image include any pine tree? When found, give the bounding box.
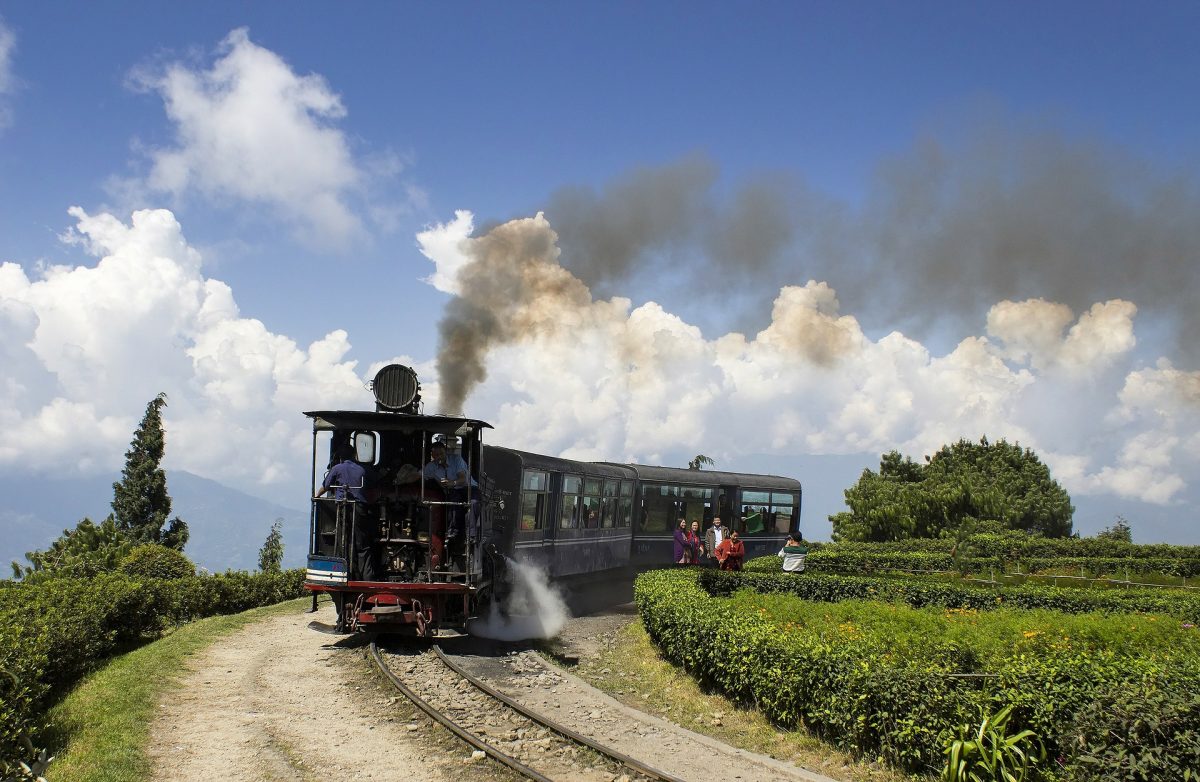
[11,515,133,582]
[112,393,189,550]
[258,518,284,573]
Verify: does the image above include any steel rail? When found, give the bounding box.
[433,645,686,782]
[369,642,553,782]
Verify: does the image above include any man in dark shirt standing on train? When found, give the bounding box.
[315,448,377,581]
[316,449,367,503]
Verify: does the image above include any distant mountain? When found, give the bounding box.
[1,471,308,575]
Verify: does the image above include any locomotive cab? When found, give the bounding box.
[304,365,494,635]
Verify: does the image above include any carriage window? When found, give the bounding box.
[520,469,549,531]
[679,485,713,530]
[637,482,675,533]
[560,475,583,528]
[618,481,633,528]
[740,489,798,535]
[579,477,603,528]
[601,480,620,528]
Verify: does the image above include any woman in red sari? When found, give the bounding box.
[716,530,745,571]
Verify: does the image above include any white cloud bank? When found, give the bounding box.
[420,210,1200,507]
[0,207,373,496]
[128,28,411,246]
[1,205,1195,519]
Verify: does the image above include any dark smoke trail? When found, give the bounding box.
[435,215,590,413]
[437,121,1200,410]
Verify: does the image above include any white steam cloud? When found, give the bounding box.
[468,560,571,641]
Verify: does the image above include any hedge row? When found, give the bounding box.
[796,547,1200,578]
[821,535,1200,560]
[635,568,1200,777]
[0,569,305,774]
[730,563,1200,622]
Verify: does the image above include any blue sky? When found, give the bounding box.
[2,3,1200,543]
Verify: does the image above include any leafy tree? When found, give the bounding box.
[10,516,133,582]
[830,437,1074,542]
[111,393,188,550]
[688,454,715,470]
[1096,515,1133,543]
[258,518,284,573]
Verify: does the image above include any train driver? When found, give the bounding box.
[314,447,378,581]
[422,441,478,541]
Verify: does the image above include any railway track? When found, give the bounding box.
[370,641,686,782]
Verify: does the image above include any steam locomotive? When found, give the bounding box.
[304,365,802,635]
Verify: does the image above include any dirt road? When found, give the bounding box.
[148,603,461,782]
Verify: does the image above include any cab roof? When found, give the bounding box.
[304,410,493,437]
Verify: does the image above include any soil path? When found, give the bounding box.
[147,603,453,782]
[148,601,838,782]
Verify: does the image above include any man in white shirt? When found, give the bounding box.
[704,517,726,567]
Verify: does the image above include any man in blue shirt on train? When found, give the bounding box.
[422,440,478,541]
[315,447,377,581]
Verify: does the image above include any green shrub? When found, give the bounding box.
[1062,684,1200,781]
[783,537,1200,578]
[0,568,305,772]
[636,567,1200,775]
[120,544,195,580]
[724,565,1200,622]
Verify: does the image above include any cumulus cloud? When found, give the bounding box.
[422,209,1200,509]
[128,28,409,246]
[0,207,370,497]
[987,298,1137,373]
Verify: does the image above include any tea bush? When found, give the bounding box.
[1062,684,1200,780]
[635,567,1200,776]
[0,569,305,775]
[120,543,196,580]
[781,537,1200,578]
[727,565,1200,622]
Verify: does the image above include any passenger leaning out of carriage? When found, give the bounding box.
[422,440,478,542]
[715,530,745,571]
[778,533,807,573]
[314,447,378,581]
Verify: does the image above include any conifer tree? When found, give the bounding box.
[11,515,133,582]
[258,518,284,573]
[112,392,189,550]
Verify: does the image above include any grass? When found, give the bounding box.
[42,598,310,782]
[570,619,911,782]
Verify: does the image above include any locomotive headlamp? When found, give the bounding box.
[371,364,421,413]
